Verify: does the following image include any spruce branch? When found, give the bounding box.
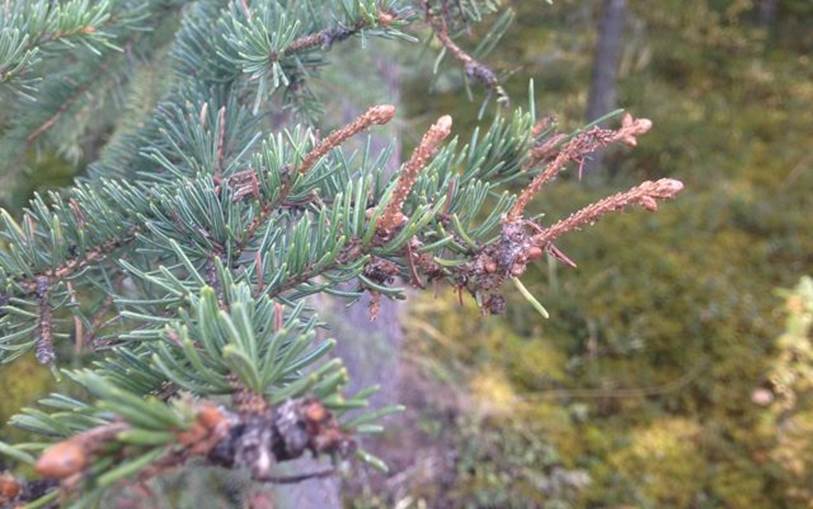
[531,178,685,246]
[377,115,453,235]
[452,178,683,314]
[424,1,509,104]
[24,59,114,145]
[509,113,654,221]
[0,2,690,503]
[235,104,396,255]
[0,0,160,100]
[298,105,396,174]
[280,8,399,56]
[29,397,352,499]
[16,227,140,294]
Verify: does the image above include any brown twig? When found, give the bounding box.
[298,104,396,174]
[18,226,141,294]
[426,7,508,105]
[83,295,114,350]
[377,115,453,234]
[272,8,398,60]
[405,239,425,288]
[233,105,396,259]
[508,113,653,221]
[531,178,684,246]
[255,467,335,484]
[522,133,566,171]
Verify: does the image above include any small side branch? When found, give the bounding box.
[274,8,399,59]
[255,467,335,484]
[17,226,140,294]
[377,115,453,234]
[33,399,353,494]
[509,113,653,221]
[531,178,684,246]
[234,105,397,256]
[426,7,508,105]
[298,104,396,174]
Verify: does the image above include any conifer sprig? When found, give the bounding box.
[0,1,686,505]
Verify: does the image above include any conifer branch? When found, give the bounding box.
[298,105,396,174]
[0,0,155,98]
[377,115,453,234]
[531,178,685,246]
[32,398,352,491]
[0,2,689,502]
[16,226,140,294]
[281,9,398,57]
[508,113,653,221]
[235,104,397,255]
[424,2,508,104]
[24,58,117,145]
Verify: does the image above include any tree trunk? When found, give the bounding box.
[584,0,626,177]
[758,0,777,27]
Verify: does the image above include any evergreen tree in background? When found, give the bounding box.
[0,1,682,506]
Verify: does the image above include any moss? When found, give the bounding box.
[603,418,705,507]
[0,354,55,440]
[400,0,813,506]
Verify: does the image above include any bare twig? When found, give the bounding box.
[425,7,508,105]
[298,104,396,174]
[256,467,335,484]
[531,178,684,246]
[509,113,653,221]
[377,115,453,234]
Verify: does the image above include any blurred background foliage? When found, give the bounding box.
[1,0,812,507]
[387,0,813,507]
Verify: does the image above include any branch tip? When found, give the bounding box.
[532,178,684,246]
[298,104,397,174]
[377,115,453,233]
[510,113,656,221]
